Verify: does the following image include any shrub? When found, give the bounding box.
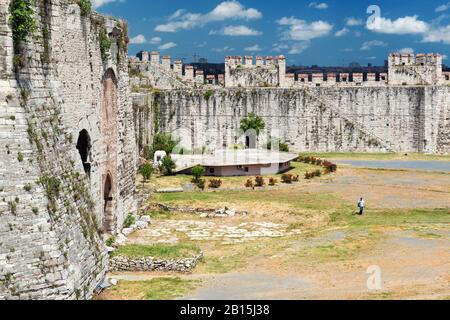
[323,161,338,173]
[140,163,153,182]
[160,155,176,176]
[9,0,37,44]
[269,178,278,186]
[305,172,312,180]
[208,179,222,189]
[314,170,322,177]
[203,90,214,100]
[105,236,116,247]
[17,152,24,162]
[255,176,265,187]
[292,175,300,182]
[266,138,290,152]
[9,115,16,121]
[99,28,112,61]
[196,179,206,190]
[78,0,92,16]
[24,183,32,192]
[281,174,293,184]
[191,165,205,183]
[245,179,254,188]
[123,213,136,228]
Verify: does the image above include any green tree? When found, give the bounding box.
[240,113,265,145]
[152,133,179,157]
[191,166,205,183]
[140,163,153,184]
[160,155,176,176]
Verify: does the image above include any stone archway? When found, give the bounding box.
[76,129,92,177]
[101,68,118,233]
[103,173,114,233]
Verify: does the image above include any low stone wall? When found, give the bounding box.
[109,253,204,273]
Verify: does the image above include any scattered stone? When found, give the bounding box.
[106,246,115,253]
[116,234,127,246]
[139,215,151,223]
[122,228,134,237]
[136,221,149,230]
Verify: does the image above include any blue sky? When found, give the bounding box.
[93,0,450,66]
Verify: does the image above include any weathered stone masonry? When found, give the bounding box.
[145,86,450,154]
[0,0,136,300]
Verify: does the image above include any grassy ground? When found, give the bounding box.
[302,152,450,161]
[139,161,320,190]
[111,244,201,259]
[101,154,450,300]
[97,277,201,300]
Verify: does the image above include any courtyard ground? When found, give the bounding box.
[98,153,450,300]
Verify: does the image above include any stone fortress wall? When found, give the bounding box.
[132,51,450,88]
[131,52,450,155]
[0,0,136,300]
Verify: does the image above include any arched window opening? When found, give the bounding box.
[76,129,92,177]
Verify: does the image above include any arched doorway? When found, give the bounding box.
[76,129,92,177]
[103,174,114,233]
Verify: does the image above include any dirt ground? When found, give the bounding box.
[99,161,450,300]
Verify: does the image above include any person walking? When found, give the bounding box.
[358,197,365,215]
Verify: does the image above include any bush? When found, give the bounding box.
[208,179,222,189]
[196,179,206,190]
[78,0,92,16]
[292,175,300,182]
[323,161,338,173]
[314,170,322,177]
[203,90,214,100]
[160,155,176,176]
[305,172,312,180]
[281,174,293,184]
[140,163,153,182]
[9,0,37,44]
[269,178,278,186]
[17,152,24,162]
[105,236,116,247]
[191,165,205,183]
[123,213,136,228]
[245,179,254,188]
[255,176,265,187]
[266,138,289,152]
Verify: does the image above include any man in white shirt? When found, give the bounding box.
[358,197,365,215]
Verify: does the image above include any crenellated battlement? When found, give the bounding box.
[131,51,449,89]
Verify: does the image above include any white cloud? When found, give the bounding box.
[335,28,349,37]
[150,37,162,44]
[361,40,387,51]
[399,47,414,54]
[346,17,364,26]
[212,46,235,52]
[244,44,262,52]
[155,1,262,32]
[309,2,328,9]
[129,34,147,44]
[436,3,450,12]
[210,25,262,36]
[422,25,450,44]
[367,15,429,34]
[158,42,177,50]
[272,43,289,53]
[288,42,310,54]
[277,17,333,41]
[92,0,124,9]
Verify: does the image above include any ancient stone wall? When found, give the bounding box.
[0,0,136,300]
[152,87,450,154]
